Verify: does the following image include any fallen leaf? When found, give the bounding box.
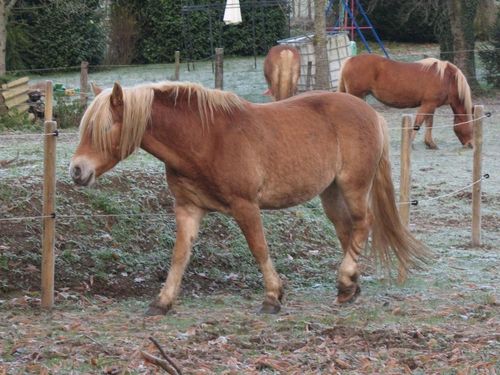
[334,358,351,369]
[391,307,402,315]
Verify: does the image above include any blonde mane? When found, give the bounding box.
[418,58,472,115]
[79,81,245,159]
[419,58,448,80]
[454,67,473,115]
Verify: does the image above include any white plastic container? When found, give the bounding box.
[278,32,353,92]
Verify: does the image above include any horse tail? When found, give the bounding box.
[370,113,430,280]
[337,57,351,92]
[452,64,473,116]
[277,49,298,100]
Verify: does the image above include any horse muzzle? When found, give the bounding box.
[69,162,95,187]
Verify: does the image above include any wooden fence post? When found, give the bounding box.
[306,61,313,91]
[80,61,89,107]
[44,81,53,120]
[174,51,180,81]
[41,81,57,309]
[399,114,413,227]
[215,48,224,90]
[472,105,484,246]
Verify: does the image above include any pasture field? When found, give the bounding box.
[1,49,499,374]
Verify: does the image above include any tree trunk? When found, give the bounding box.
[434,2,454,61]
[0,0,16,76]
[446,0,480,89]
[313,0,329,90]
[0,0,7,75]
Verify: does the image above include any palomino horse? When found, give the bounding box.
[338,54,473,149]
[70,81,428,315]
[263,45,300,100]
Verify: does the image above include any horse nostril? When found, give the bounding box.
[72,165,81,179]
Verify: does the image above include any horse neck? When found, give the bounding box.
[140,96,222,171]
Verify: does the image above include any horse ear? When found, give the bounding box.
[110,82,123,107]
[91,82,103,96]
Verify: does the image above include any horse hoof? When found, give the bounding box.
[260,296,281,314]
[145,300,171,316]
[425,143,438,150]
[336,284,361,304]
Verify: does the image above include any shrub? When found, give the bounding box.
[360,0,437,43]
[114,0,288,64]
[6,19,31,71]
[8,0,106,71]
[0,109,33,132]
[54,96,85,129]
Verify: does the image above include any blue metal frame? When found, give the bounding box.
[355,0,389,57]
[326,0,389,58]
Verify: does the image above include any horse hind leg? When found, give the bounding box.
[231,199,283,314]
[320,182,371,304]
[146,204,206,315]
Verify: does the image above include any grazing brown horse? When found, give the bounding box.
[263,45,300,101]
[70,81,428,315]
[338,54,473,149]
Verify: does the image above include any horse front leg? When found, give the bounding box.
[423,110,438,149]
[146,204,206,315]
[414,105,437,149]
[231,200,283,314]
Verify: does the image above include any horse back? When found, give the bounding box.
[221,92,384,208]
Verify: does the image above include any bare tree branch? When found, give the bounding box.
[149,336,183,375]
[6,0,18,14]
[141,351,180,375]
[0,152,19,168]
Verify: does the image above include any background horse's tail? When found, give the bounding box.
[453,64,473,116]
[370,114,430,280]
[275,49,300,100]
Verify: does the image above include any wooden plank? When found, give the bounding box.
[2,76,29,89]
[2,84,29,100]
[14,103,30,113]
[5,93,28,109]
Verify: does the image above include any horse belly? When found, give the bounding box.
[257,158,336,209]
[371,87,421,108]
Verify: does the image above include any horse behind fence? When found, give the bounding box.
[263,45,300,101]
[338,54,473,149]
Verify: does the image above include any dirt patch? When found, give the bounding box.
[1,288,498,374]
